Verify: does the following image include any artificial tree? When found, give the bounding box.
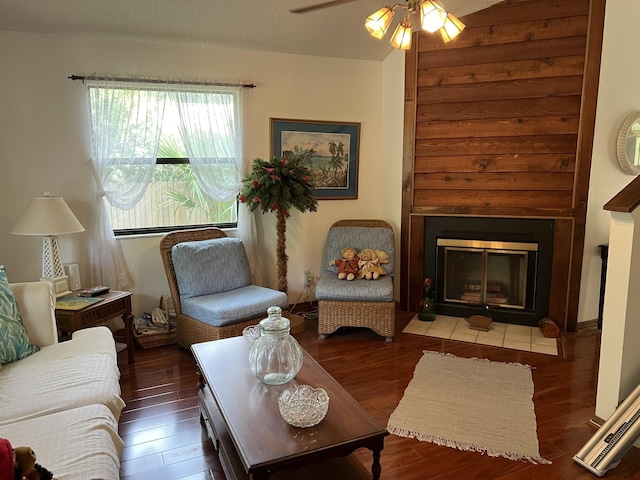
[239,156,318,293]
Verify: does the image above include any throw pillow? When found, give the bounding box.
[0,265,40,364]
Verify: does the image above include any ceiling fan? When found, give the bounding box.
[290,0,358,14]
[290,0,465,50]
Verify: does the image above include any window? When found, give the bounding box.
[108,101,238,235]
[88,82,242,236]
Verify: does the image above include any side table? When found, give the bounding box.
[55,290,135,364]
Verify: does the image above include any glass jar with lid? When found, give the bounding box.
[249,306,303,385]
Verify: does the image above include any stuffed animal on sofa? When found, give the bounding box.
[329,246,360,281]
[13,445,56,480]
[357,249,388,280]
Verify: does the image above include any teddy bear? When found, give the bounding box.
[357,248,389,280]
[13,445,56,480]
[329,246,360,281]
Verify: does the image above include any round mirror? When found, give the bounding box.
[617,112,640,175]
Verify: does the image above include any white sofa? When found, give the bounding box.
[0,281,124,480]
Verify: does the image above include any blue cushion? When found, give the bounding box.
[316,274,394,302]
[325,226,395,275]
[172,237,252,299]
[0,265,39,365]
[181,285,289,327]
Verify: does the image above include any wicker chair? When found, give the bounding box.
[159,227,288,348]
[315,219,396,342]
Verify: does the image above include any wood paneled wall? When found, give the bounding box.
[400,0,606,331]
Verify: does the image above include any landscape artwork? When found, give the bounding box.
[271,119,360,199]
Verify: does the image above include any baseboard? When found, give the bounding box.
[578,319,599,331]
[289,301,316,314]
[589,415,605,428]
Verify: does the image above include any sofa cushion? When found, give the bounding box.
[181,285,289,327]
[172,237,252,299]
[316,274,394,302]
[2,404,123,480]
[324,226,395,275]
[0,326,124,425]
[0,265,39,365]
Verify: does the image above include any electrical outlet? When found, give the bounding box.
[304,269,313,287]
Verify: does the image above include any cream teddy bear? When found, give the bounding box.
[357,248,388,280]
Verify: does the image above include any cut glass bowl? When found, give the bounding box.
[278,384,329,428]
[242,325,260,346]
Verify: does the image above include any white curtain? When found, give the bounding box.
[86,80,167,289]
[169,86,242,202]
[169,86,262,282]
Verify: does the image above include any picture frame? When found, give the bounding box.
[270,118,360,199]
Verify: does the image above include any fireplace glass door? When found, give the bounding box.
[439,239,537,310]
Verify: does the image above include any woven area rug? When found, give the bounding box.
[387,351,550,464]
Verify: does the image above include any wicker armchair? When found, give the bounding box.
[159,228,288,348]
[315,219,396,342]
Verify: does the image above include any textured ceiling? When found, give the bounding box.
[0,0,504,61]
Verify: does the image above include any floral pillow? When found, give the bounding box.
[0,265,40,365]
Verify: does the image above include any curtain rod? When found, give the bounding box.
[68,75,256,89]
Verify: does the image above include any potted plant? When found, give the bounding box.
[239,156,318,293]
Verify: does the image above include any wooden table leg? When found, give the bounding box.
[123,312,135,364]
[370,438,384,480]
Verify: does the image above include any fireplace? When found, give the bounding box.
[424,217,555,326]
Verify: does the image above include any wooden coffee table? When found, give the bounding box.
[191,337,388,480]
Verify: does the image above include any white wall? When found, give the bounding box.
[381,48,405,299]
[0,31,404,316]
[579,0,640,323]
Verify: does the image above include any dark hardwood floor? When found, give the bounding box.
[116,310,640,479]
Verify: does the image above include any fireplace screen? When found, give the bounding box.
[437,239,538,310]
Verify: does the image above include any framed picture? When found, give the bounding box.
[271,118,360,199]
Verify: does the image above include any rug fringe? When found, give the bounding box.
[387,425,552,465]
[422,350,533,369]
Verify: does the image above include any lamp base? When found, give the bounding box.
[41,275,72,297]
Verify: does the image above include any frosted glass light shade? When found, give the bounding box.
[440,12,465,42]
[365,6,394,39]
[390,19,412,50]
[420,0,446,33]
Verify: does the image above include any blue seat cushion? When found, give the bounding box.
[315,274,394,303]
[325,226,395,276]
[172,237,252,299]
[181,285,289,327]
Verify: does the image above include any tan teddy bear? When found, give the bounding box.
[357,248,388,280]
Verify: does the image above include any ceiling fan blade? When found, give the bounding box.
[290,0,359,14]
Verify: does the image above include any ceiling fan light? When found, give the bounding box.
[365,6,395,39]
[389,19,412,50]
[419,0,446,33]
[440,12,465,42]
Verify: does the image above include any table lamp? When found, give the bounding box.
[11,193,85,296]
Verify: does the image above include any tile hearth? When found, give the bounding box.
[403,314,558,356]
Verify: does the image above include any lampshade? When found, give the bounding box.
[440,12,465,42]
[389,19,413,50]
[365,6,395,39]
[11,194,84,296]
[11,195,84,236]
[420,1,447,33]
